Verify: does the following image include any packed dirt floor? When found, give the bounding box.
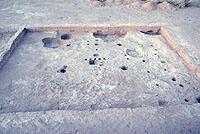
[0,0,200,133]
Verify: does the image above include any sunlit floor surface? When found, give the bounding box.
[0,29,199,113]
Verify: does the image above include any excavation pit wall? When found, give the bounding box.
[0,26,199,113]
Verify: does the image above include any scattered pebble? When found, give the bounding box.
[128,1,141,9]
[158,1,176,11]
[142,2,156,11]
[90,0,189,10]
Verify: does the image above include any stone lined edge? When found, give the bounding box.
[27,25,160,33]
[0,27,26,69]
[160,27,200,80]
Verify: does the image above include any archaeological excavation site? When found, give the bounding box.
[0,0,200,133]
